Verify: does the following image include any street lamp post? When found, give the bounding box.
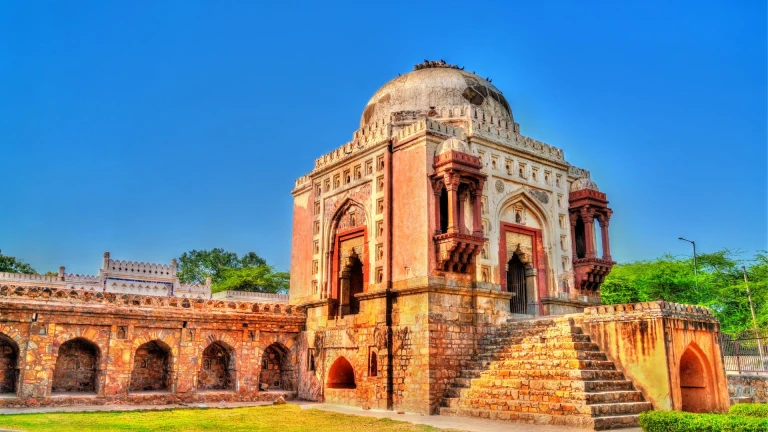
[742,266,765,367]
[678,237,698,290]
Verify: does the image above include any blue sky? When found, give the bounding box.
[1,1,765,275]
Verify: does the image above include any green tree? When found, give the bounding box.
[601,250,768,335]
[213,266,289,294]
[0,249,36,274]
[177,248,289,294]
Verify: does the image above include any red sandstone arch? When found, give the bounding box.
[130,340,172,392]
[198,341,235,391]
[52,338,100,393]
[679,343,714,413]
[0,333,19,394]
[327,356,356,389]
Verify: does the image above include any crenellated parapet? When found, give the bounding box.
[568,165,591,180]
[103,259,176,277]
[584,301,718,323]
[0,284,303,316]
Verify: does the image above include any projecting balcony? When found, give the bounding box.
[573,257,615,292]
[434,232,486,274]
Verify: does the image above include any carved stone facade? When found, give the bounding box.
[288,61,727,427]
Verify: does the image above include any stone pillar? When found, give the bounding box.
[445,174,460,234]
[433,182,443,235]
[471,190,482,236]
[568,212,579,260]
[581,207,596,259]
[599,212,612,261]
[58,266,65,282]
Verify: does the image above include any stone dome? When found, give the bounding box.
[435,137,471,156]
[570,177,599,192]
[360,61,513,128]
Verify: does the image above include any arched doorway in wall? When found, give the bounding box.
[260,343,290,390]
[130,341,171,392]
[508,253,528,314]
[679,344,714,413]
[342,250,365,315]
[0,333,18,394]
[52,338,99,393]
[198,342,234,391]
[327,356,356,389]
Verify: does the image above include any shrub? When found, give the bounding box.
[730,403,768,418]
[639,410,768,432]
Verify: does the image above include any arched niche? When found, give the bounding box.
[198,341,235,391]
[52,338,100,393]
[260,343,291,390]
[679,344,714,413]
[0,333,19,394]
[130,340,172,392]
[327,356,356,389]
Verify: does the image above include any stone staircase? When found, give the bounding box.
[438,316,652,430]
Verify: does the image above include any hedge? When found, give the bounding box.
[639,410,768,432]
[730,403,768,418]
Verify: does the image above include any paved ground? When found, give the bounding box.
[0,400,642,432]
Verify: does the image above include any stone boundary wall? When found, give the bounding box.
[0,284,305,408]
[581,301,730,413]
[728,374,768,403]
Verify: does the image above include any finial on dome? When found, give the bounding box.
[414,59,462,71]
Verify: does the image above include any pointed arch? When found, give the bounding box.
[327,356,356,389]
[259,342,291,390]
[495,188,551,232]
[679,342,715,413]
[198,340,236,391]
[325,197,370,316]
[130,340,172,392]
[496,189,552,315]
[52,337,101,393]
[0,332,19,394]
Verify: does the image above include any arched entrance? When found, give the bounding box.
[327,356,356,389]
[679,345,713,413]
[130,341,171,392]
[52,338,99,393]
[508,253,528,314]
[260,343,290,390]
[341,250,364,315]
[0,333,18,394]
[198,342,234,391]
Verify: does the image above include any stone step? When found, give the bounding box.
[480,359,617,371]
[587,402,652,417]
[483,349,608,361]
[445,379,635,398]
[592,414,641,430]
[448,387,645,405]
[486,325,584,339]
[438,406,599,429]
[445,398,651,417]
[464,369,627,384]
[479,333,593,347]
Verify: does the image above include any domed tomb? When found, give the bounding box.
[361,60,513,128]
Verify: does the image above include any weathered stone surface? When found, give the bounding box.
[0,284,304,407]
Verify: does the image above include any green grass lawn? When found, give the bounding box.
[0,404,450,432]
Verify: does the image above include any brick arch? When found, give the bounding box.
[130,339,172,392]
[259,342,291,390]
[198,339,236,391]
[51,337,101,393]
[679,342,715,413]
[0,332,19,394]
[131,330,180,361]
